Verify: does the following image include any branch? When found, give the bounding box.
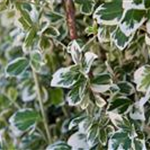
[32,68,52,144]
[63,0,78,40]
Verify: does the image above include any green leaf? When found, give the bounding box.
[117,81,135,95]
[18,15,31,30]
[134,65,150,92]
[20,133,45,150]
[91,73,112,84]
[16,4,33,30]
[24,27,36,47]
[5,57,29,76]
[50,88,64,105]
[97,26,111,43]
[111,27,134,50]
[91,73,112,93]
[57,23,68,41]
[7,87,18,102]
[0,94,10,111]
[51,65,79,88]
[67,76,88,106]
[108,129,146,150]
[38,36,51,50]
[144,0,150,8]
[108,96,133,114]
[120,9,146,36]
[75,0,95,15]
[85,25,98,36]
[108,130,132,149]
[45,11,64,24]
[87,124,99,147]
[94,0,123,25]
[99,128,107,145]
[46,141,71,150]
[9,109,40,132]
[43,26,60,38]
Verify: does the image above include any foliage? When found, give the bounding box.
[1,0,150,149]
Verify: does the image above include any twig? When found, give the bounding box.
[63,0,77,40]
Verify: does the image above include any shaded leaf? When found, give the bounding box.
[45,11,64,24]
[117,81,135,95]
[76,0,95,15]
[43,26,60,38]
[108,96,133,114]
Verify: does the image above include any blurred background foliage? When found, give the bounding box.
[1,0,150,150]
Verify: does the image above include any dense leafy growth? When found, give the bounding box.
[1,0,150,149]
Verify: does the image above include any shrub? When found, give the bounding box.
[0,0,150,149]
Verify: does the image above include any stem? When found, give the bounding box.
[63,0,77,40]
[32,68,52,144]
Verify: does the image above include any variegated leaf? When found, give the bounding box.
[67,40,82,64]
[93,0,123,25]
[134,65,150,92]
[51,65,79,88]
[119,9,146,37]
[67,132,89,150]
[83,52,98,74]
[91,73,112,93]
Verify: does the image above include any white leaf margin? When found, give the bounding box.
[5,57,29,77]
[83,52,98,74]
[122,0,145,10]
[134,65,150,92]
[9,108,37,135]
[111,27,135,50]
[93,4,121,26]
[119,9,146,37]
[51,66,76,89]
[67,40,82,64]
